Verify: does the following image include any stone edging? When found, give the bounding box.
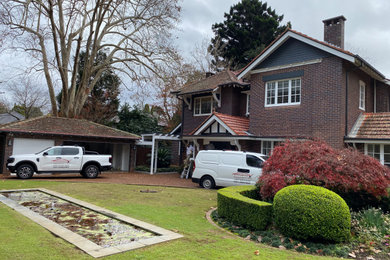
[0,188,183,258]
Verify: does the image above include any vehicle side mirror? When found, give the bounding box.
[43,152,48,156]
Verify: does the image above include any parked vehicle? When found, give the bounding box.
[192,150,267,189]
[6,146,112,179]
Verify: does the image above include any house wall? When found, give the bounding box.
[344,65,375,134]
[376,81,390,112]
[249,56,346,148]
[255,38,330,70]
[182,89,248,135]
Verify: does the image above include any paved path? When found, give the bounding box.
[1,172,199,188]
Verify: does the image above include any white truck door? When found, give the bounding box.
[39,147,63,171]
[61,147,83,171]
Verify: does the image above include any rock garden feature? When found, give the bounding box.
[0,188,182,258]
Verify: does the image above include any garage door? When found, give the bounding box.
[13,138,55,155]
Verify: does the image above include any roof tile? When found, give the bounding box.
[354,113,390,139]
[0,116,139,140]
[189,112,249,136]
[177,70,249,95]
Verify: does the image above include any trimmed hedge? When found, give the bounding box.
[217,186,272,230]
[273,185,351,243]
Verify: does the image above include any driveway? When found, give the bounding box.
[1,172,199,188]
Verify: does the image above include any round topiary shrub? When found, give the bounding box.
[273,185,351,243]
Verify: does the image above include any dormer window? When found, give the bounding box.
[359,80,366,111]
[194,96,213,116]
[265,78,301,107]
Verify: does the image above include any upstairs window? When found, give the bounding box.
[265,78,301,107]
[359,80,366,110]
[194,96,213,116]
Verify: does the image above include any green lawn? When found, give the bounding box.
[0,180,339,259]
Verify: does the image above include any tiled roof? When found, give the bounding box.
[0,116,139,140]
[0,111,25,125]
[189,112,249,136]
[214,112,249,136]
[177,70,249,95]
[350,113,390,139]
[238,28,356,77]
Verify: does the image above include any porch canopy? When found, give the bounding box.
[137,133,181,174]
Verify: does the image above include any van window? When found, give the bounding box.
[220,154,242,166]
[246,155,263,168]
[199,153,218,164]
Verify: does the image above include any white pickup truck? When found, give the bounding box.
[6,146,112,179]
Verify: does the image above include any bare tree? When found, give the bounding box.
[0,0,180,117]
[150,53,206,129]
[8,78,49,119]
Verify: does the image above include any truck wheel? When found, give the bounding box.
[200,176,215,189]
[83,165,100,178]
[16,164,34,179]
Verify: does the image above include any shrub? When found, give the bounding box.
[351,208,390,241]
[217,186,272,230]
[273,185,351,243]
[258,140,390,209]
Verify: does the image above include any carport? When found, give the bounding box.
[137,134,181,174]
[0,116,139,174]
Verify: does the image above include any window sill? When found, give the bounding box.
[194,113,212,117]
[265,103,301,108]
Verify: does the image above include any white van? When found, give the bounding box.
[192,150,267,189]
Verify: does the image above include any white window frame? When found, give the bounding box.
[265,78,301,107]
[359,80,366,111]
[193,96,213,116]
[261,140,282,156]
[364,143,390,166]
[246,93,250,116]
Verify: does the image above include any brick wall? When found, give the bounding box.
[345,66,373,134]
[376,82,390,112]
[182,88,248,135]
[249,56,346,148]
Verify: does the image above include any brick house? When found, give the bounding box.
[0,116,139,174]
[173,16,390,165]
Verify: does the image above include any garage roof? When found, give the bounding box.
[0,116,139,140]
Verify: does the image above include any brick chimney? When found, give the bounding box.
[322,15,346,49]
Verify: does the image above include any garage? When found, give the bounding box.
[0,116,139,174]
[13,138,55,155]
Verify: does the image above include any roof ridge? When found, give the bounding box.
[0,114,49,129]
[81,117,140,138]
[0,115,140,139]
[288,29,354,56]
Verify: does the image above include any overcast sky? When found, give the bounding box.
[176,0,390,77]
[1,0,389,106]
